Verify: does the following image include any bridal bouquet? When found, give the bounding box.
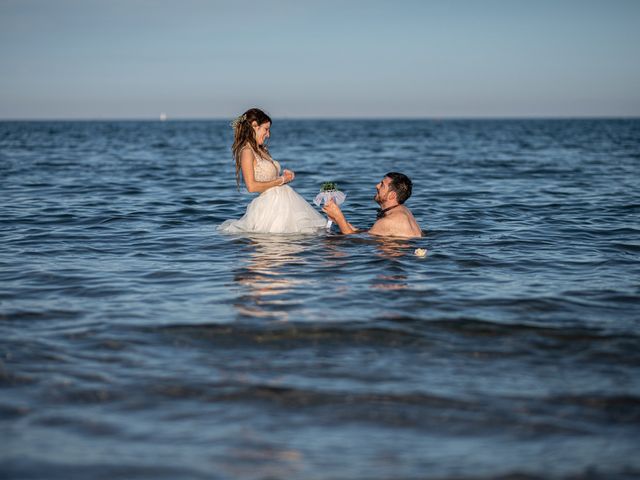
[314,182,347,229]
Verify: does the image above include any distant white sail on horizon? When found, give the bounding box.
[159,112,168,121]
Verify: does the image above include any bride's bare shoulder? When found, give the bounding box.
[239,145,257,162]
[239,144,254,154]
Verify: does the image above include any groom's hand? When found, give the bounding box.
[322,198,343,220]
[323,199,357,234]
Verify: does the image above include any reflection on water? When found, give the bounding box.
[217,428,304,479]
[374,237,412,258]
[371,237,413,290]
[233,234,424,311]
[233,234,313,321]
[245,234,309,271]
[371,274,408,291]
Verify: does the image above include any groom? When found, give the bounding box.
[323,172,422,238]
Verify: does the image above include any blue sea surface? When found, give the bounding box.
[1,119,639,479]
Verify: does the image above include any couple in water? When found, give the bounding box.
[219,108,422,239]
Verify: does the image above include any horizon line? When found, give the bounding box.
[1,114,639,122]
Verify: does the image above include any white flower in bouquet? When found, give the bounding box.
[314,182,346,229]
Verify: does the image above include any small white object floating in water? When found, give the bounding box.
[159,112,168,121]
[414,248,427,257]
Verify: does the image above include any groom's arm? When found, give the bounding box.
[322,200,359,234]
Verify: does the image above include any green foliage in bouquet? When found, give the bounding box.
[320,181,339,192]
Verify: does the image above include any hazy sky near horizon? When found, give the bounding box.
[1,0,639,119]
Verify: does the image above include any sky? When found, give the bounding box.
[1,0,639,119]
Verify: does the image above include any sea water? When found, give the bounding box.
[1,119,639,479]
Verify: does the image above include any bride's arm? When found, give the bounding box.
[240,149,287,193]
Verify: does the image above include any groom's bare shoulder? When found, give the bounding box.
[369,216,395,237]
[370,206,422,238]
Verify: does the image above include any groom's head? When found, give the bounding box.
[375,172,413,205]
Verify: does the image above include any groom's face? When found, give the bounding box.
[374,177,392,204]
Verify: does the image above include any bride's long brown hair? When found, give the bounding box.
[231,108,272,189]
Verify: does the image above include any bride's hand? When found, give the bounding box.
[283,169,295,183]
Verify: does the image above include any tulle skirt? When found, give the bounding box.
[218,185,327,234]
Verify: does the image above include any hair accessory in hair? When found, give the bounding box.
[230,114,247,129]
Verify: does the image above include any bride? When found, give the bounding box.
[218,108,326,234]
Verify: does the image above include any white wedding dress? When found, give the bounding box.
[218,151,326,234]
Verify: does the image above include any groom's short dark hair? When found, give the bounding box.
[386,172,412,204]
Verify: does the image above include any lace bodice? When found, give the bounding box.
[253,150,281,182]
